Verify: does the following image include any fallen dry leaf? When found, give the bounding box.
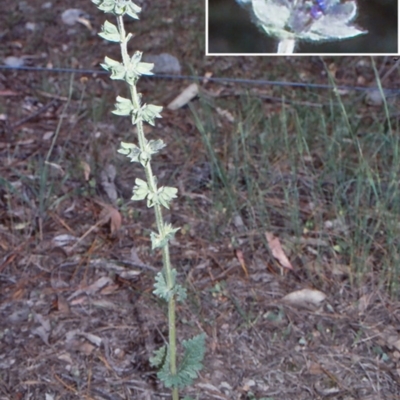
[70,201,121,249]
[80,160,91,181]
[0,90,20,96]
[282,288,326,308]
[78,341,96,356]
[56,294,71,314]
[357,293,373,314]
[61,8,91,29]
[202,71,213,84]
[99,204,122,235]
[235,249,248,278]
[216,107,234,123]
[100,165,118,203]
[265,232,293,270]
[68,276,113,301]
[308,362,324,375]
[100,284,119,295]
[80,332,102,347]
[167,83,199,110]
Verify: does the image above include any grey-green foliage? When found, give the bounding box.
[150,333,206,389]
[154,269,187,302]
[91,0,205,397]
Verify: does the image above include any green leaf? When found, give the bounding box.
[131,178,177,207]
[150,223,180,249]
[91,0,113,13]
[150,232,164,249]
[131,178,149,201]
[141,104,163,126]
[115,0,141,18]
[175,284,187,302]
[101,54,153,85]
[125,1,142,19]
[112,96,134,116]
[141,139,165,161]
[138,150,150,167]
[148,139,166,153]
[131,103,162,126]
[157,333,206,389]
[150,345,167,368]
[92,0,141,18]
[117,141,141,162]
[146,186,177,209]
[123,52,154,85]
[164,223,180,240]
[158,186,178,209]
[102,56,120,68]
[101,56,126,80]
[98,20,120,42]
[118,139,165,165]
[153,270,175,301]
[153,269,186,302]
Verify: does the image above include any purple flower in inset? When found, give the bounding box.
[237,0,367,53]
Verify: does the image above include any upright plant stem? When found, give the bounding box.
[277,38,295,54]
[116,14,178,399]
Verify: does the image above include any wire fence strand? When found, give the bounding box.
[1,65,399,96]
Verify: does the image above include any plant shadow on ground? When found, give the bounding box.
[1,1,400,399]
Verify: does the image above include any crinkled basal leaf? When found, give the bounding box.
[157,333,206,389]
[112,96,134,116]
[92,0,141,18]
[131,178,149,201]
[175,284,187,302]
[153,269,176,301]
[153,269,187,302]
[98,20,120,42]
[150,345,167,368]
[243,0,366,43]
[153,271,169,300]
[151,223,180,249]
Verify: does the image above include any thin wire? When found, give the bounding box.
[1,64,399,96]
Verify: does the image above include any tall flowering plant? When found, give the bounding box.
[91,1,205,399]
[237,0,367,53]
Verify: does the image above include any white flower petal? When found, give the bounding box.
[252,0,290,29]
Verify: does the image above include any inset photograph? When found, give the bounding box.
[207,0,398,54]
